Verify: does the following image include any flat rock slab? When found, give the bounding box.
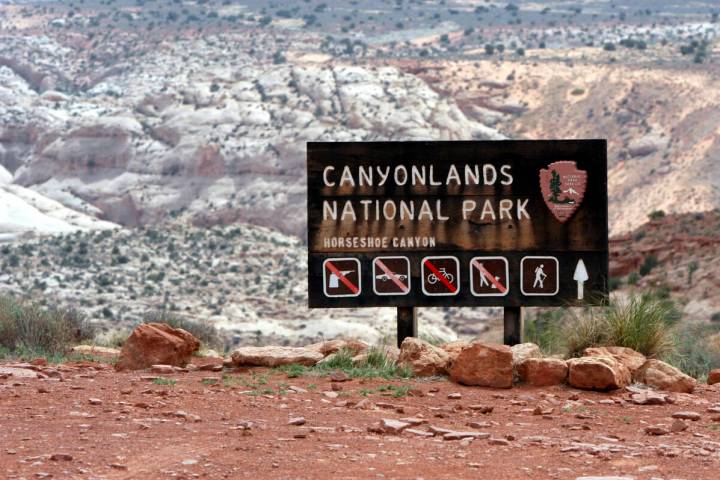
[0,367,38,378]
[231,346,323,367]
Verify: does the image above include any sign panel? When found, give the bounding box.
[307,140,608,308]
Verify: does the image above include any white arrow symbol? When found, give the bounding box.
[573,259,589,300]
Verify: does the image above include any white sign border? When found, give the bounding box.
[323,257,362,298]
[520,256,559,296]
[469,256,510,297]
[421,255,460,297]
[372,256,411,296]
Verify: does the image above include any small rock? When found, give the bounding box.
[670,419,688,433]
[109,463,128,470]
[447,392,462,399]
[671,411,701,421]
[150,364,175,374]
[380,418,411,434]
[443,431,490,441]
[708,369,720,385]
[468,405,493,414]
[644,425,670,436]
[50,453,73,461]
[488,437,510,446]
[322,391,338,399]
[288,417,306,426]
[630,390,667,405]
[88,398,103,405]
[329,371,349,382]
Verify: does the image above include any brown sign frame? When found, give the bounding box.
[307,140,608,308]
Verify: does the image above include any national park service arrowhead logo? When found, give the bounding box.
[539,161,587,223]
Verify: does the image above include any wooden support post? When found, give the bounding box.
[397,307,417,348]
[503,307,523,346]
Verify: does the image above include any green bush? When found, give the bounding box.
[565,293,677,358]
[143,311,224,350]
[0,295,95,357]
[648,210,666,220]
[639,255,658,276]
[666,324,720,381]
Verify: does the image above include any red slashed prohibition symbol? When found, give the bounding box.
[323,258,361,297]
[539,161,588,223]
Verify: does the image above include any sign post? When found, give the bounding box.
[306,140,608,346]
[397,307,417,347]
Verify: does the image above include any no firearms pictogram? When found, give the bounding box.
[323,258,361,298]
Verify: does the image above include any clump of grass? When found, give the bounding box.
[153,377,177,386]
[276,364,306,378]
[666,324,720,381]
[566,293,677,358]
[524,309,566,355]
[275,346,412,380]
[0,295,95,357]
[143,311,224,351]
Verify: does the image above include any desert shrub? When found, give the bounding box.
[565,293,677,358]
[648,210,665,220]
[639,255,658,276]
[0,295,95,356]
[666,324,720,380]
[524,309,566,355]
[142,311,223,350]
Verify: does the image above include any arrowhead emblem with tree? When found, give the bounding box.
[539,161,587,223]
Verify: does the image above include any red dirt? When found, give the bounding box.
[2,361,720,480]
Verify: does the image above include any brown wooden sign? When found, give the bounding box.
[307,140,608,308]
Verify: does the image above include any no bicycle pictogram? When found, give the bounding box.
[323,258,361,298]
[470,257,509,297]
[373,256,411,296]
[421,256,460,296]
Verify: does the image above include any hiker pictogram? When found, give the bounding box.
[323,258,361,297]
[470,257,509,297]
[421,256,460,296]
[373,256,411,296]
[521,256,559,296]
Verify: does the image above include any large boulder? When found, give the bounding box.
[634,359,696,393]
[231,346,323,367]
[517,358,568,387]
[116,323,200,371]
[583,346,646,374]
[439,341,469,368]
[567,356,631,391]
[398,338,450,377]
[448,342,513,388]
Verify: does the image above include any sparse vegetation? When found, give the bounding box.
[276,346,412,380]
[0,295,95,358]
[565,293,677,358]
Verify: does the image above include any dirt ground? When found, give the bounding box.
[2,361,719,480]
